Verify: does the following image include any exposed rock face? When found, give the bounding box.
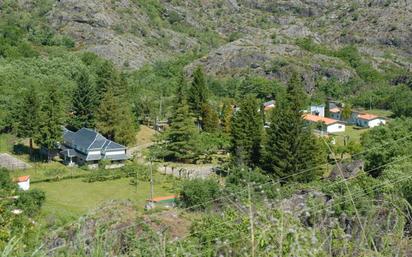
[186,31,357,92]
[45,0,411,83]
[329,160,365,180]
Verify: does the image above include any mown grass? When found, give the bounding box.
[331,125,369,146]
[33,175,173,223]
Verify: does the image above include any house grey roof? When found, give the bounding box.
[60,149,77,158]
[63,128,126,153]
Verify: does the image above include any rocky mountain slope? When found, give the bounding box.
[44,0,412,88]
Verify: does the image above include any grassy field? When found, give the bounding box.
[331,125,369,146]
[33,175,174,223]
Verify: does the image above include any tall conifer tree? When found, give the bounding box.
[188,66,208,128]
[201,103,220,133]
[263,73,325,182]
[14,84,41,156]
[69,69,98,130]
[36,85,64,161]
[164,101,199,162]
[230,95,262,167]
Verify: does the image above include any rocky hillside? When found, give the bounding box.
[43,0,412,91]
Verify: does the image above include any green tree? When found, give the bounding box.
[221,99,234,134]
[36,85,64,161]
[188,66,208,128]
[69,69,98,130]
[230,95,262,167]
[341,103,352,121]
[14,84,41,156]
[96,88,136,145]
[179,178,221,210]
[263,73,326,182]
[361,118,412,177]
[201,103,220,133]
[95,60,121,97]
[163,101,199,162]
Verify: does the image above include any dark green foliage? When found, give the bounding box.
[36,84,65,159]
[341,103,352,120]
[162,101,199,162]
[95,60,122,97]
[361,118,412,177]
[14,189,45,217]
[220,99,234,134]
[201,103,220,133]
[188,66,209,125]
[179,178,221,210]
[0,169,17,196]
[390,85,412,117]
[69,69,98,130]
[238,76,283,100]
[263,73,326,182]
[230,95,263,167]
[13,84,41,154]
[96,88,137,145]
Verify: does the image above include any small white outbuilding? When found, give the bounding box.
[16,176,30,191]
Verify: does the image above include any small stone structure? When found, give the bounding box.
[0,153,31,170]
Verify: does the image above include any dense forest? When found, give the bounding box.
[1,0,412,256]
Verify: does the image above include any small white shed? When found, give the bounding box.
[16,176,30,191]
[356,114,386,128]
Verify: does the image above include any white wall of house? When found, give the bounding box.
[88,150,101,155]
[17,180,30,191]
[105,150,126,156]
[326,123,346,133]
[367,119,386,128]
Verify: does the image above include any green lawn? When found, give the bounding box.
[331,125,369,146]
[33,176,173,222]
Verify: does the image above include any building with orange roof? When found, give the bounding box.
[355,113,386,128]
[304,114,346,133]
[16,176,30,191]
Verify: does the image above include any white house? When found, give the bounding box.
[16,176,30,191]
[304,114,346,133]
[310,104,325,117]
[356,114,386,128]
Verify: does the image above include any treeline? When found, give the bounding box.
[6,54,138,161]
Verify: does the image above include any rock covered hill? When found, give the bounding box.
[34,0,412,87]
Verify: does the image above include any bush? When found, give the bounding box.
[179,178,221,210]
[14,189,46,217]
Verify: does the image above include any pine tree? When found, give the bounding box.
[164,101,199,162]
[175,72,188,106]
[14,84,41,156]
[230,95,262,167]
[36,85,64,161]
[201,103,220,133]
[95,60,121,97]
[69,69,98,130]
[96,89,118,140]
[221,100,234,134]
[96,88,136,145]
[263,73,325,183]
[188,66,208,128]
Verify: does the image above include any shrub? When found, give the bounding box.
[179,178,221,210]
[14,189,46,217]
